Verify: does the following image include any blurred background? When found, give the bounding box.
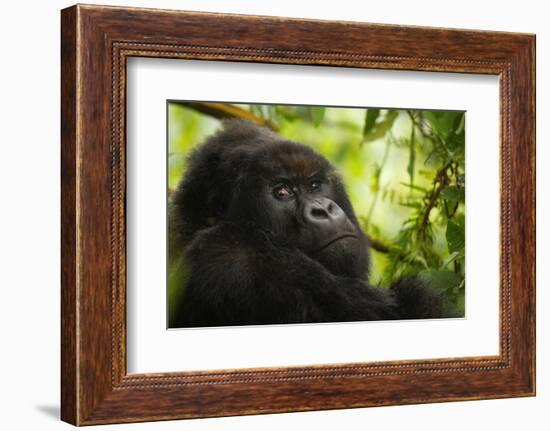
[168,102,466,318]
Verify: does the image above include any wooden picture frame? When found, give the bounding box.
[61,4,535,425]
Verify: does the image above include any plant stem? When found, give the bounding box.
[417,163,451,241]
[365,138,392,227]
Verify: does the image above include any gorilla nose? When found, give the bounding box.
[304,198,346,224]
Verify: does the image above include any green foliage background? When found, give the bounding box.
[168,103,466,320]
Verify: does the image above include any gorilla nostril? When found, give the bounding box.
[311,207,329,219]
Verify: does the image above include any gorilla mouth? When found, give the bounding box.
[311,233,359,254]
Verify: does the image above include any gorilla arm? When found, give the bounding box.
[171,224,399,328]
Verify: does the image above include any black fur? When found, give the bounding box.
[169,120,452,328]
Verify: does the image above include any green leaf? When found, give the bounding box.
[363,109,380,137]
[274,106,299,121]
[310,107,326,127]
[441,185,465,203]
[453,112,465,135]
[362,110,398,144]
[399,182,429,193]
[446,218,465,254]
[442,251,461,268]
[419,268,462,292]
[424,111,463,137]
[399,201,422,209]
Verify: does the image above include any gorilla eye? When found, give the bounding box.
[310,180,322,192]
[273,184,294,200]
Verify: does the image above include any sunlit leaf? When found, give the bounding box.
[310,107,326,127]
[363,108,380,137]
[362,110,398,144]
[454,112,465,134]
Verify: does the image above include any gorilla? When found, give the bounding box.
[169,119,453,328]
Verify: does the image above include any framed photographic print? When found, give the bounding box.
[61,4,535,425]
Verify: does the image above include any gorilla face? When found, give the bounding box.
[224,138,369,279]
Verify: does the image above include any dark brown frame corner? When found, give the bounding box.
[61,4,536,425]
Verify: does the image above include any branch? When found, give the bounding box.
[366,234,392,254]
[417,164,451,241]
[173,101,278,131]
